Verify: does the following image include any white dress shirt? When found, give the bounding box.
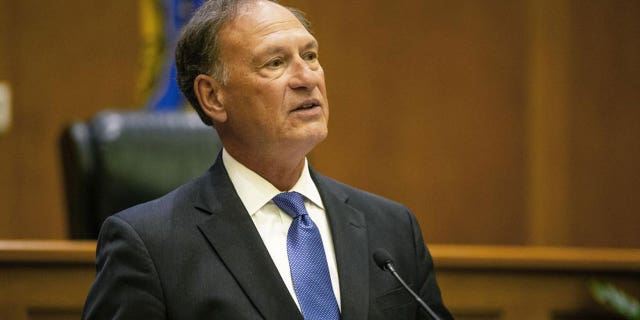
[222,149,341,310]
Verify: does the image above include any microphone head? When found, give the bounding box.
[372,249,394,271]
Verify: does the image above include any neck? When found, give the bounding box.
[225,147,307,191]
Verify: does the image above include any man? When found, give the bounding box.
[83,0,452,319]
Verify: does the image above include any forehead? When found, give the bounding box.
[219,1,312,52]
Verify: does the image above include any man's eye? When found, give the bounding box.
[304,52,318,61]
[267,59,284,67]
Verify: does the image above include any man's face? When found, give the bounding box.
[215,1,329,157]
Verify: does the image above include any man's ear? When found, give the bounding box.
[194,74,227,123]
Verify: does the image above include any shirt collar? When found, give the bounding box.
[222,149,324,216]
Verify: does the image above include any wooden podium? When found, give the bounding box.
[1,241,639,320]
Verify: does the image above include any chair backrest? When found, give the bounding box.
[60,110,222,239]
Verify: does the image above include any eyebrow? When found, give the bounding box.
[302,39,319,51]
[253,39,319,63]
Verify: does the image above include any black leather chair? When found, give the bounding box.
[60,110,222,239]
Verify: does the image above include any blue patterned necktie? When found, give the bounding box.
[272,192,340,320]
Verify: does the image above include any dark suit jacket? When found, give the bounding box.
[82,156,452,319]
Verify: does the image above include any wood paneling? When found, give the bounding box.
[2,241,640,320]
[0,0,10,238]
[0,0,140,238]
[295,0,529,245]
[525,0,572,245]
[565,0,640,247]
[286,0,640,247]
[525,0,640,247]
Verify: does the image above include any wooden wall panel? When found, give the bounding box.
[566,0,640,247]
[0,0,8,77]
[523,0,640,247]
[3,242,640,320]
[0,1,139,238]
[295,0,529,244]
[525,0,573,245]
[0,0,11,237]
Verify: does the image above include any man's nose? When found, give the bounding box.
[288,58,320,90]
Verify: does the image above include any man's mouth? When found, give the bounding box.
[292,100,321,112]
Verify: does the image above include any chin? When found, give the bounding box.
[309,125,328,143]
[290,127,328,153]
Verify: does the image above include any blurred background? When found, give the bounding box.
[0,0,638,248]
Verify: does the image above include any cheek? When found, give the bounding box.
[253,82,287,113]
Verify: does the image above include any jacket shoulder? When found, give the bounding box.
[107,169,212,235]
[313,172,409,214]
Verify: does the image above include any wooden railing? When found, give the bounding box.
[1,241,639,320]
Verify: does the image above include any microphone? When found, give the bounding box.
[373,249,441,320]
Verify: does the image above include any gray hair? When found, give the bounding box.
[175,0,312,126]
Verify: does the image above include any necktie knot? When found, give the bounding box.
[273,192,307,219]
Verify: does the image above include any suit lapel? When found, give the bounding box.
[194,156,302,320]
[312,170,370,320]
